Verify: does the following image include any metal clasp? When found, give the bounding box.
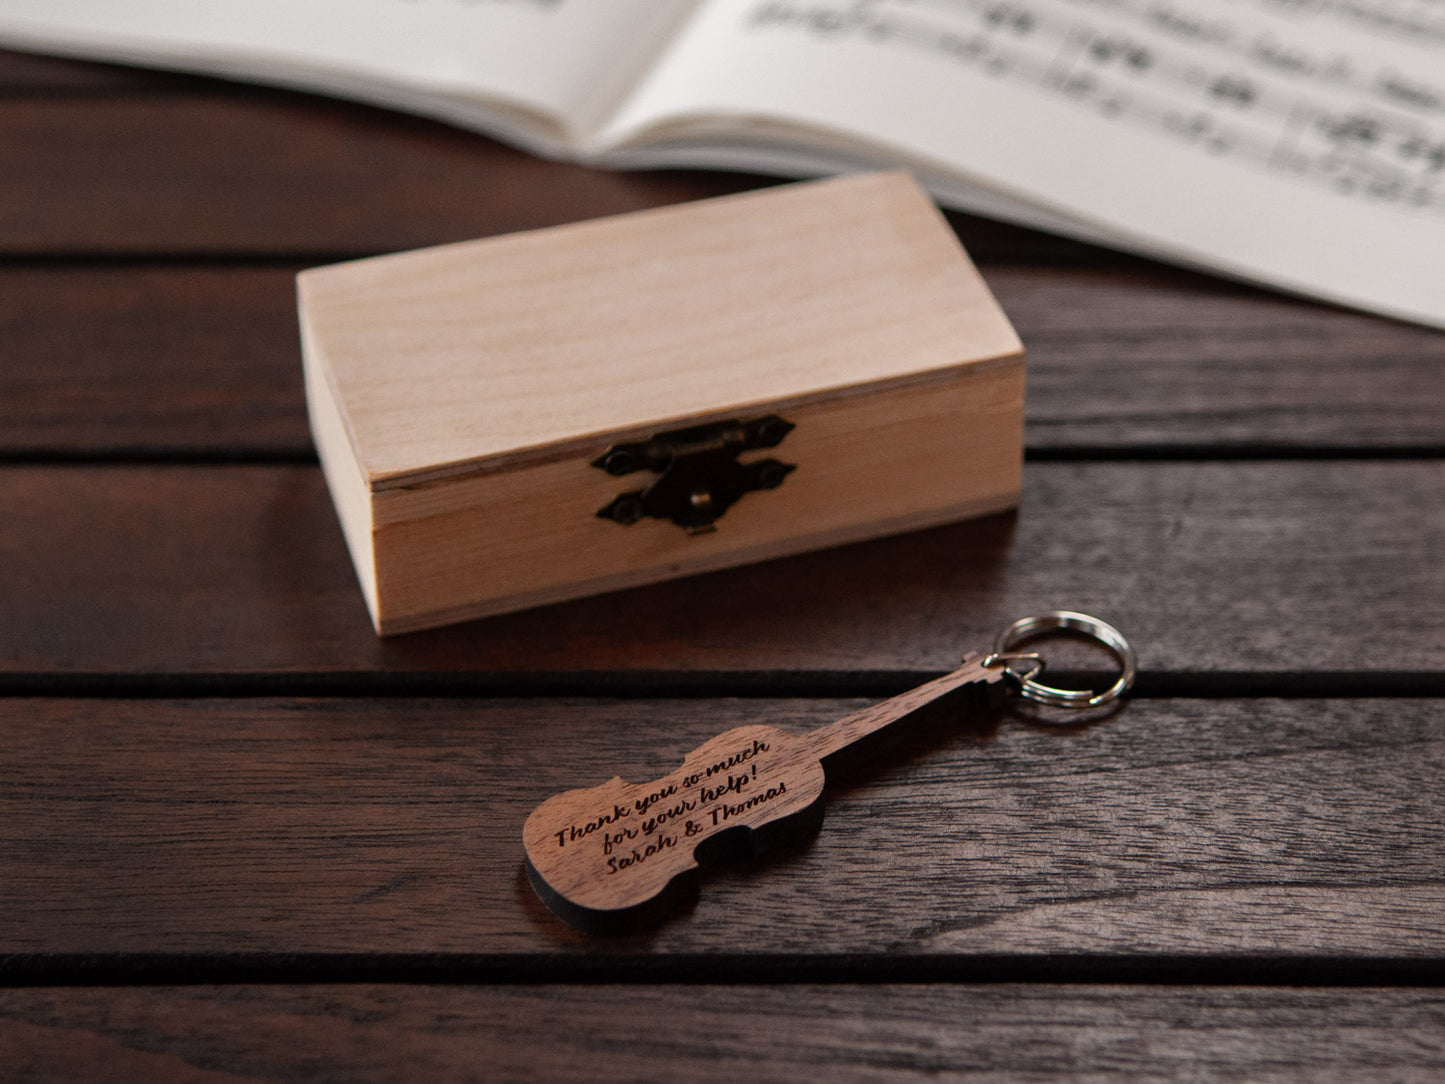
[593,415,796,533]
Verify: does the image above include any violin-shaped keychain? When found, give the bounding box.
[524,611,1136,933]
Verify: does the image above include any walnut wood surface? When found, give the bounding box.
[0,461,1439,676]
[0,267,305,455]
[0,46,178,93]
[3,266,1441,458]
[1,697,1440,960]
[0,95,765,258]
[0,90,1122,264]
[522,659,1007,932]
[1009,268,1445,451]
[3,42,1443,1077]
[3,985,1442,1081]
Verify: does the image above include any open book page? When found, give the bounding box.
[597,0,1445,328]
[0,0,693,154]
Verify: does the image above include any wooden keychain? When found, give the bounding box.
[523,610,1136,933]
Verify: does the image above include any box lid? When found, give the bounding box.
[297,171,1021,492]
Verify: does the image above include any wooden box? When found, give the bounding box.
[298,172,1024,635]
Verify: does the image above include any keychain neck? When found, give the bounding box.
[803,653,1009,763]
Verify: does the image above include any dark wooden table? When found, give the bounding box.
[2,47,1443,1080]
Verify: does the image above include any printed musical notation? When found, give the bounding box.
[746,0,1445,216]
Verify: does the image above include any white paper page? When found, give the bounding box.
[0,0,692,151]
[599,0,1445,328]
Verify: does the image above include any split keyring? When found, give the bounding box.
[985,611,1137,709]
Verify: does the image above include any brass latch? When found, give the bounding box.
[593,415,796,533]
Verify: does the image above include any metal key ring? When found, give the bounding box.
[988,611,1136,709]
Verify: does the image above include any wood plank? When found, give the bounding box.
[0,95,1125,263]
[0,98,761,257]
[0,47,186,94]
[0,267,304,455]
[2,985,1441,1080]
[0,462,1440,676]
[0,697,1441,959]
[1005,266,1445,451]
[5,265,1441,458]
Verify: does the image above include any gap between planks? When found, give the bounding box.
[0,952,1441,988]
[1,670,1444,700]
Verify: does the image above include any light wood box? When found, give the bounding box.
[298,172,1024,635]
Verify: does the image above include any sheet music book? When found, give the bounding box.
[4,0,1442,328]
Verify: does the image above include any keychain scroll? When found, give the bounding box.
[524,611,1136,933]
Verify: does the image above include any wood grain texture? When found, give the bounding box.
[0,266,305,455]
[360,367,1021,633]
[0,462,1440,675]
[300,172,1020,480]
[4,44,1441,1078]
[1000,266,1445,451]
[0,97,765,257]
[4,265,1441,458]
[0,94,1117,264]
[523,721,831,933]
[2,985,1442,1082]
[301,172,1024,632]
[0,697,1440,958]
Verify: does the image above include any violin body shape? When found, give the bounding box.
[523,723,827,933]
[522,631,1131,933]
